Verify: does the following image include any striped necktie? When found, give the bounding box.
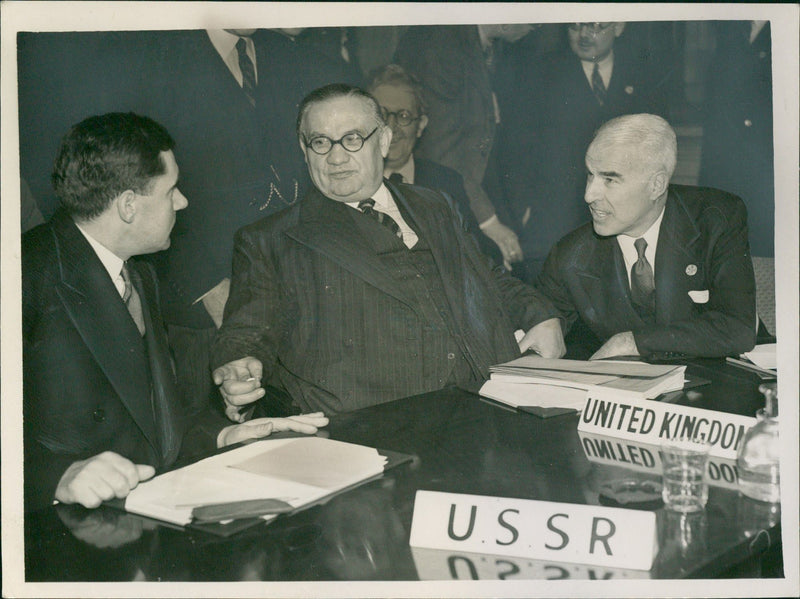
[236,37,256,107]
[121,262,146,335]
[591,63,607,106]
[358,198,403,240]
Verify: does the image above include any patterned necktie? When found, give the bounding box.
[121,262,146,335]
[358,198,403,240]
[236,37,256,107]
[630,238,655,313]
[591,63,606,106]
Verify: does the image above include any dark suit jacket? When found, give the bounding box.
[699,22,773,257]
[536,185,757,358]
[413,157,501,264]
[22,212,222,511]
[505,46,670,269]
[212,181,559,414]
[141,30,330,328]
[395,25,498,224]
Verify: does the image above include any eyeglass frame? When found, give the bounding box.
[568,22,616,34]
[380,108,421,128]
[303,127,380,156]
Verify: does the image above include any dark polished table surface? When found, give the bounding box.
[25,359,783,582]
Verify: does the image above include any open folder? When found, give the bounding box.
[123,436,403,528]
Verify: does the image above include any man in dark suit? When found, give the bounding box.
[211,84,565,417]
[22,113,326,512]
[364,63,501,263]
[699,21,773,257]
[505,22,670,281]
[395,24,535,271]
[536,114,757,360]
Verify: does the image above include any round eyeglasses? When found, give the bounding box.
[303,127,379,155]
[568,22,615,34]
[380,108,420,128]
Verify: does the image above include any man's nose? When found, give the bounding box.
[326,143,350,164]
[174,188,189,210]
[584,177,601,203]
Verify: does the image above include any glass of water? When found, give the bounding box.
[660,436,711,512]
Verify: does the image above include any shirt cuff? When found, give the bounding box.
[478,214,499,230]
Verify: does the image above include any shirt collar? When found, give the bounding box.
[385,155,415,184]
[75,221,125,287]
[346,182,394,211]
[616,205,665,256]
[206,29,240,59]
[580,49,614,86]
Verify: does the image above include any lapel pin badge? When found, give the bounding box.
[625,85,634,95]
[685,264,697,276]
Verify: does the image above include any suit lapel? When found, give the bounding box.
[285,189,416,308]
[575,235,645,335]
[52,215,160,453]
[130,260,183,465]
[654,190,702,323]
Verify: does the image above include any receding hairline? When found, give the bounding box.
[588,114,677,177]
[297,89,384,138]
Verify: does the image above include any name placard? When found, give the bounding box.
[409,490,658,571]
[579,431,741,491]
[577,388,757,460]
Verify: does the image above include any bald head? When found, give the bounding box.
[590,113,677,180]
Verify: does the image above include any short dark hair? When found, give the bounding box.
[51,112,175,220]
[364,64,427,115]
[296,83,384,138]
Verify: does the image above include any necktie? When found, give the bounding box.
[388,172,404,185]
[630,238,655,313]
[591,63,606,106]
[236,37,256,107]
[358,199,403,240]
[121,262,146,336]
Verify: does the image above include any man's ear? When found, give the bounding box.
[379,125,393,158]
[116,190,137,224]
[416,114,429,139]
[298,137,310,164]
[613,22,626,38]
[649,170,668,199]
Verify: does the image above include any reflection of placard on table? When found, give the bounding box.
[409,490,658,571]
[577,388,757,460]
[578,431,741,491]
[410,547,651,581]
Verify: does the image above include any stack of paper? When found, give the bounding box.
[124,437,388,526]
[480,356,686,411]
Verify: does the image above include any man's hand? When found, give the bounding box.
[590,331,640,360]
[212,356,266,422]
[518,317,566,358]
[217,412,330,447]
[201,278,231,329]
[480,217,523,270]
[54,452,155,509]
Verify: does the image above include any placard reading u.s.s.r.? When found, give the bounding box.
[409,490,658,571]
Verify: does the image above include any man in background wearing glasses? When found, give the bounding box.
[365,63,501,264]
[210,84,565,417]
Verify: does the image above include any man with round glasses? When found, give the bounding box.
[365,64,501,263]
[211,83,565,417]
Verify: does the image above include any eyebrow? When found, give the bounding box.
[597,170,623,179]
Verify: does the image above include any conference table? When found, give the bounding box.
[24,358,783,582]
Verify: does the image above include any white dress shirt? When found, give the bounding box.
[581,50,614,90]
[206,29,258,87]
[347,182,419,249]
[616,207,665,288]
[75,223,126,298]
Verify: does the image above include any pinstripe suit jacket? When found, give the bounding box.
[212,181,559,414]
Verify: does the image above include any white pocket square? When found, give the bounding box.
[688,289,709,303]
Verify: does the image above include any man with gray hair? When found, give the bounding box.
[536,113,756,360]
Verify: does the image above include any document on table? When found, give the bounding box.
[479,379,588,411]
[124,437,387,526]
[742,343,777,370]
